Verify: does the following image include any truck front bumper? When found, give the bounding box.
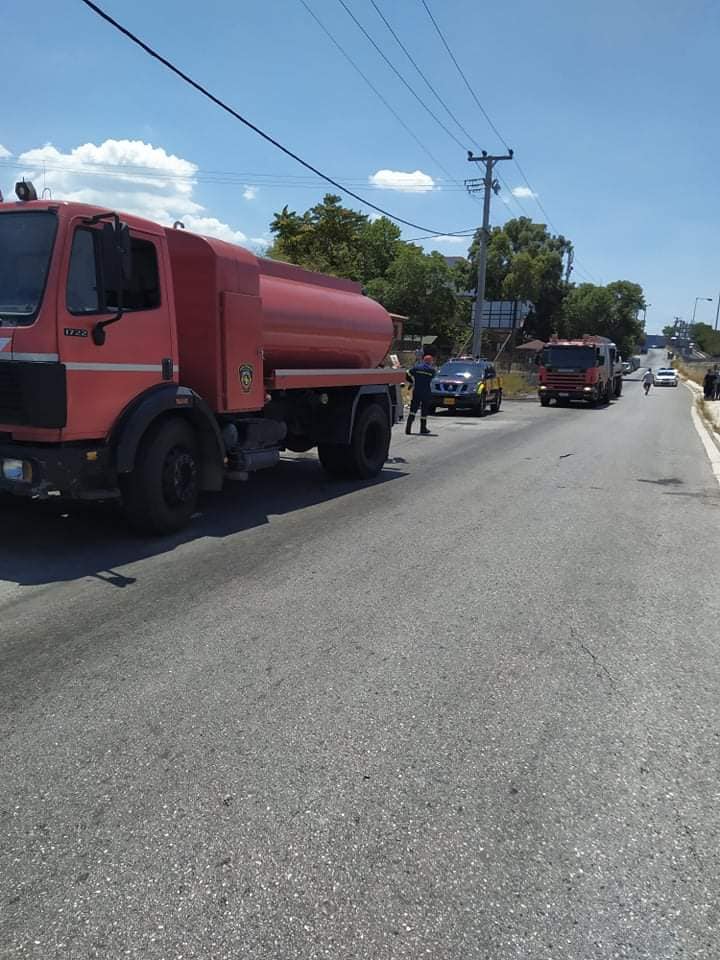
[538,387,596,402]
[0,442,118,501]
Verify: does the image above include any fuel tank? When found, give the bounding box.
[257,256,392,371]
[166,229,394,410]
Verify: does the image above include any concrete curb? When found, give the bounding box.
[681,377,720,487]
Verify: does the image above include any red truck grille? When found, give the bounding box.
[545,373,587,389]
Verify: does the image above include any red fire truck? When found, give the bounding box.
[537,335,623,407]
[0,184,405,533]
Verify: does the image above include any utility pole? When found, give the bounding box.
[715,292,720,331]
[465,149,514,358]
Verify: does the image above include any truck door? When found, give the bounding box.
[59,219,176,441]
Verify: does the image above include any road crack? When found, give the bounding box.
[570,626,616,687]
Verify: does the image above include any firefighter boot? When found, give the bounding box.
[420,418,431,435]
[405,414,415,435]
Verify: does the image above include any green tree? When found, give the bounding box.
[560,280,645,356]
[460,217,573,340]
[365,246,460,342]
[357,216,402,283]
[266,194,368,279]
[689,322,720,356]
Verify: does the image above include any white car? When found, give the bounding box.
[654,368,678,387]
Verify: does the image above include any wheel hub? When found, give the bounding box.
[162,447,197,505]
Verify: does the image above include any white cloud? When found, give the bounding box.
[511,185,537,199]
[11,138,261,248]
[181,215,247,245]
[369,168,435,193]
[0,144,11,159]
[243,185,258,200]
[430,235,468,245]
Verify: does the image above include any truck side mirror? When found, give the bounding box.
[93,220,133,345]
[100,220,132,289]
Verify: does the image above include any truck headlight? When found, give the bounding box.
[583,387,592,392]
[539,385,547,391]
[1,459,32,482]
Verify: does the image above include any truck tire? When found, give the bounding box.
[540,395,551,407]
[121,418,200,534]
[318,402,390,480]
[490,390,502,413]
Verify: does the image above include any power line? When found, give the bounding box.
[298,0,493,220]
[78,0,458,235]
[296,0,459,186]
[404,229,475,243]
[1,155,485,190]
[420,0,601,283]
[335,0,466,152]
[367,0,475,148]
[420,0,509,151]
[365,0,529,221]
[325,0,532,226]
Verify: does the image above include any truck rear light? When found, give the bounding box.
[1,458,32,482]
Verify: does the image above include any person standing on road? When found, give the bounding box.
[406,354,436,435]
[703,368,714,399]
[642,368,654,396]
[714,366,720,401]
[703,367,716,399]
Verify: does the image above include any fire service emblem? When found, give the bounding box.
[239,364,254,393]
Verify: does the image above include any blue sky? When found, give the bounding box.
[3,0,719,333]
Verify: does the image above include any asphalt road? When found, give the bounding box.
[2,350,719,959]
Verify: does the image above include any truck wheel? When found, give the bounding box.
[540,396,551,407]
[121,418,199,535]
[491,390,502,413]
[474,394,487,417]
[318,403,390,480]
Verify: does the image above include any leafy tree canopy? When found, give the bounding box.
[560,280,645,356]
[458,218,573,341]
[689,322,720,356]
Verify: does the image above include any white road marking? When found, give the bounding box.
[684,381,720,488]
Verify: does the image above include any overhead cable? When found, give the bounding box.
[421,0,600,282]
[79,0,459,234]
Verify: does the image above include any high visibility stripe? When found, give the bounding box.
[0,353,179,372]
[0,352,60,363]
[65,362,179,373]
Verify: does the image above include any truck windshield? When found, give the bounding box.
[0,211,58,326]
[541,346,596,369]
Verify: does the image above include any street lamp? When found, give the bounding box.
[642,303,651,325]
[691,296,712,324]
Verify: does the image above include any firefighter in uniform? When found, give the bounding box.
[406,354,436,435]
